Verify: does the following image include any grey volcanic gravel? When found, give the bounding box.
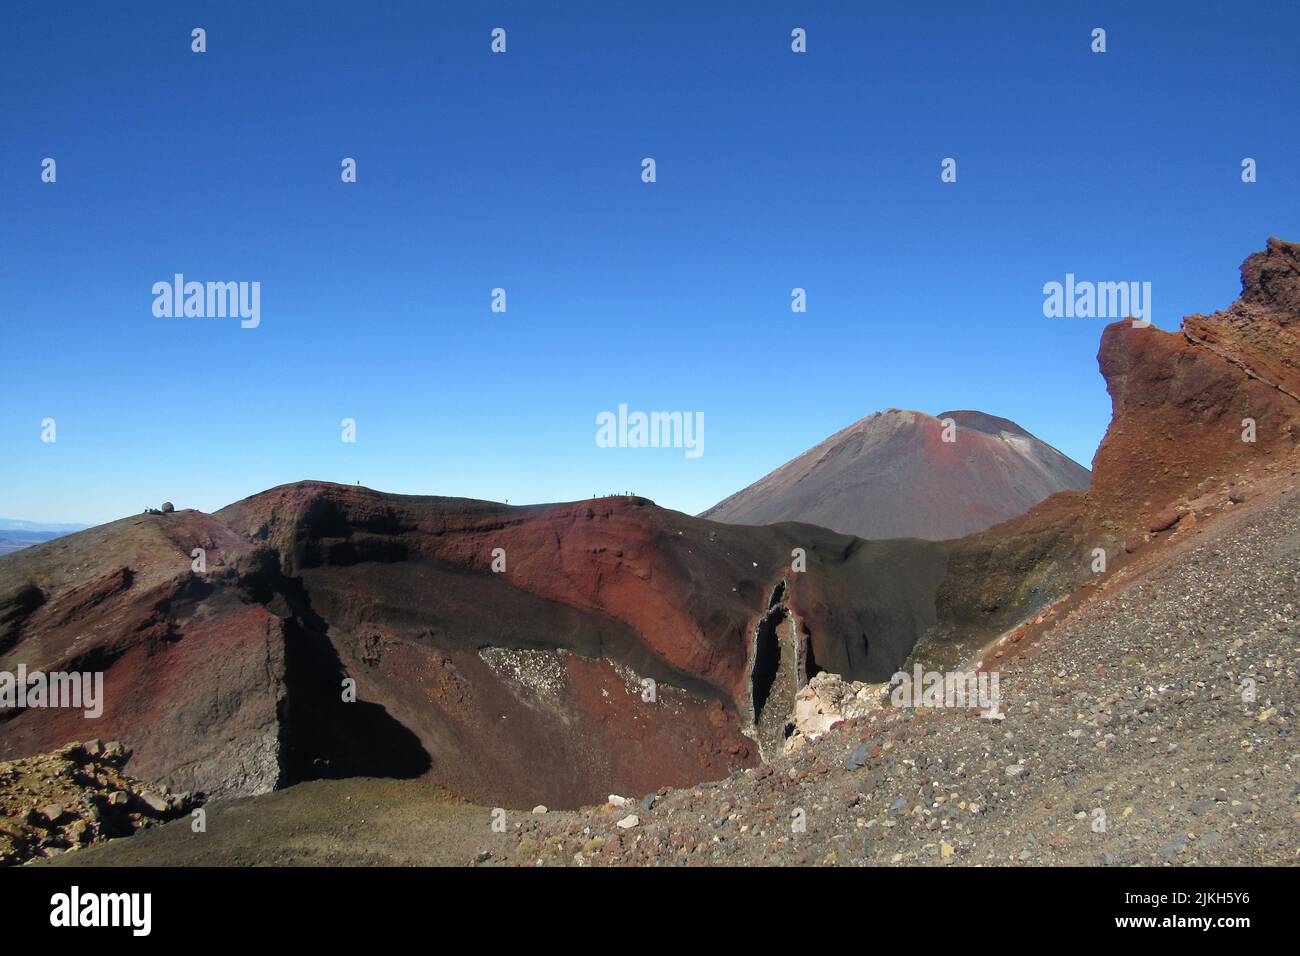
[511,486,1299,866]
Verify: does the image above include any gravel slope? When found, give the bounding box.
[39,777,487,867]
[510,484,1299,866]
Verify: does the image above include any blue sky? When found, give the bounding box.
[2,1,1298,525]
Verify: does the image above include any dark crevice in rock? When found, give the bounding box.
[751,606,784,725]
[235,550,431,787]
[802,619,823,683]
[767,579,787,610]
[749,579,801,760]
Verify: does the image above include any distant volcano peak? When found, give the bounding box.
[701,408,1090,541]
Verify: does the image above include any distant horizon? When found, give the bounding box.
[2,398,1100,528]
[0,517,91,533]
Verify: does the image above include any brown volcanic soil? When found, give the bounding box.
[38,777,486,868]
[701,408,1091,541]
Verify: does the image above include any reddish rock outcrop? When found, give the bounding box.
[917,238,1300,665]
[1183,237,1300,400]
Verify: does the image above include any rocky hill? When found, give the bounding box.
[918,237,1300,670]
[0,483,955,810]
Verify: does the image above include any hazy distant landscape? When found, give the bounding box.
[0,521,86,557]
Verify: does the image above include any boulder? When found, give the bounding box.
[786,672,887,753]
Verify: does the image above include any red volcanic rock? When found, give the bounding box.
[1,483,949,807]
[701,408,1090,541]
[0,511,287,796]
[922,238,1300,666]
[1089,242,1300,528]
[1092,319,1297,522]
[1182,237,1300,401]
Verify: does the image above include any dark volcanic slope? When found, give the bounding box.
[0,486,949,810]
[701,409,1091,540]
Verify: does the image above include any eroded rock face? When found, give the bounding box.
[1183,237,1300,401]
[1095,246,1300,519]
[0,512,288,799]
[916,238,1300,667]
[1093,324,1297,522]
[1098,239,1300,517]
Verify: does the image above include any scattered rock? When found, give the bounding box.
[789,673,887,753]
[843,742,871,771]
[1158,836,1187,861]
[140,792,170,814]
[0,741,204,867]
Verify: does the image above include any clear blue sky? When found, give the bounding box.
[3,1,1298,525]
